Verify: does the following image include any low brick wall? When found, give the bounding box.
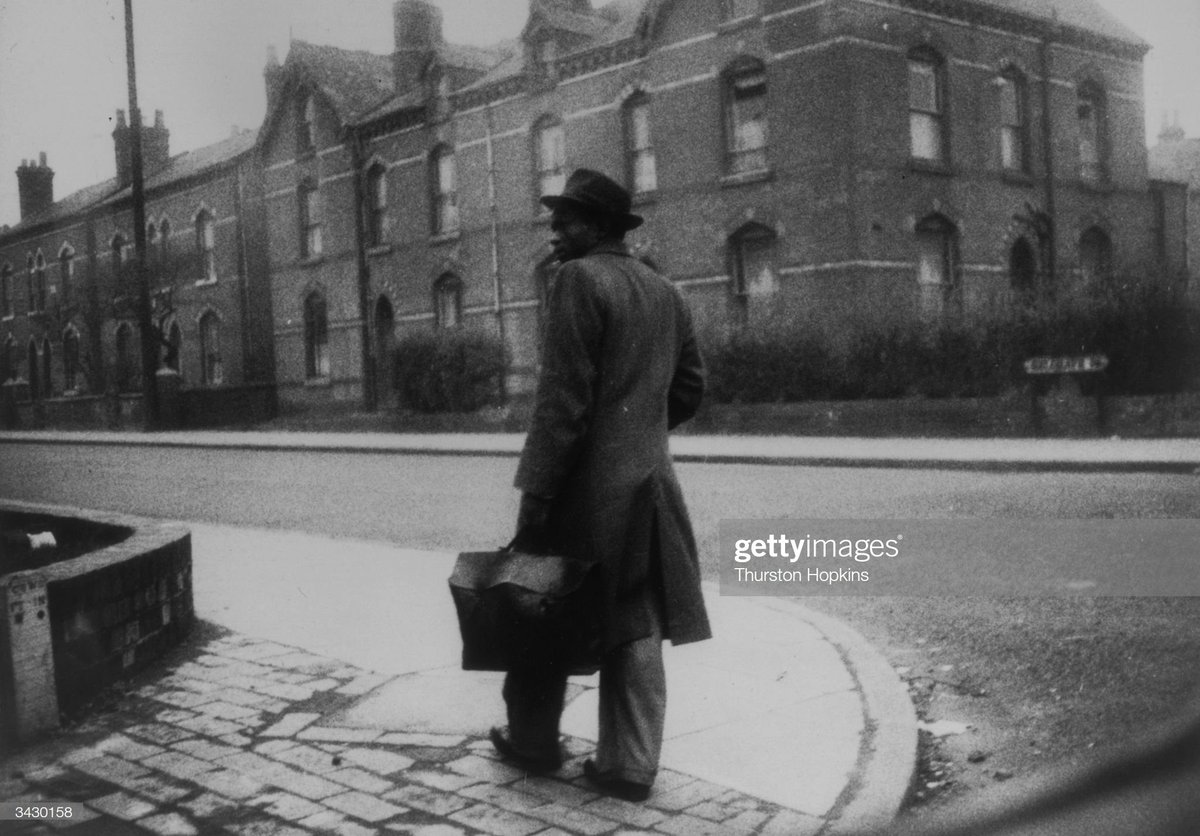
[2,383,276,431]
[1,503,192,741]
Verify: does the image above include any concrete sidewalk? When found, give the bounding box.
[1,522,914,836]
[3,428,1200,472]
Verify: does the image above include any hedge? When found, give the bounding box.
[393,329,506,413]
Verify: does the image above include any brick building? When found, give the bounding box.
[4,0,1183,422]
[0,112,275,424]
[258,0,1177,413]
[1150,116,1200,295]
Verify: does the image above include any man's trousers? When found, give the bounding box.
[502,605,666,786]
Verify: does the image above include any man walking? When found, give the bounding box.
[490,169,711,801]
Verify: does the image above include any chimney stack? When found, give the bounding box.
[113,108,171,187]
[16,153,55,221]
[393,0,443,91]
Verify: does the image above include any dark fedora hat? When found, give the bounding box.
[540,168,643,231]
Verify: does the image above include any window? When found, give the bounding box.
[915,214,959,319]
[1010,236,1037,303]
[534,117,566,206]
[159,218,171,262]
[32,252,46,313]
[63,326,80,391]
[297,96,317,154]
[434,274,462,328]
[299,183,322,258]
[304,292,330,378]
[199,312,223,385]
[730,224,777,297]
[115,322,138,392]
[40,337,52,397]
[147,222,158,265]
[27,340,39,400]
[431,146,459,234]
[59,246,74,304]
[624,94,657,195]
[725,60,768,174]
[909,51,946,163]
[1,264,12,318]
[998,69,1027,171]
[1077,82,1107,183]
[196,210,216,282]
[367,164,389,246]
[1079,226,1112,286]
[165,321,182,372]
[1,337,14,383]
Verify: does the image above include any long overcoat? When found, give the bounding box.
[514,241,711,653]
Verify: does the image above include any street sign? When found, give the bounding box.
[1023,354,1109,375]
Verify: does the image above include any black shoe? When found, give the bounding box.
[583,758,651,802]
[489,726,562,773]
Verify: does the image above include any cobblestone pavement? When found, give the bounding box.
[1,627,825,836]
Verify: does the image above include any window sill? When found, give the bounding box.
[194,277,218,287]
[532,211,553,226]
[304,376,332,388]
[1001,169,1035,186]
[367,244,393,257]
[429,229,461,245]
[632,191,658,207]
[297,255,325,268]
[907,158,954,177]
[720,168,773,188]
[1078,177,1113,195]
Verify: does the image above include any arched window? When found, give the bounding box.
[729,223,777,297]
[909,49,947,163]
[304,292,330,379]
[434,274,462,329]
[998,68,1028,172]
[1079,226,1113,286]
[534,116,566,206]
[59,245,75,305]
[915,214,959,319]
[115,322,138,392]
[27,340,39,400]
[199,311,223,385]
[724,58,768,175]
[147,222,158,266]
[1009,236,1038,302]
[1,263,12,318]
[624,93,657,195]
[1,336,15,383]
[40,337,52,396]
[366,163,389,246]
[1077,81,1107,183]
[430,146,458,235]
[159,217,171,263]
[31,251,47,313]
[62,326,80,392]
[299,182,322,258]
[196,209,216,282]
[297,96,317,154]
[165,320,182,372]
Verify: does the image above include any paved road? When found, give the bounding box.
[3,440,1197,582]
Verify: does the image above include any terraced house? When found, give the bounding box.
[258,0,1181,413]
[3,0,1187,422]
[0,112,275,426]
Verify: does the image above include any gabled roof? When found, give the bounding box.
[1,129,258,241]
[285,40,396,124]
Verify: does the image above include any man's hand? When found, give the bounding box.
[514,492,553,552]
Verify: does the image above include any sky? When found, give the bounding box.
[0,0,1196,227]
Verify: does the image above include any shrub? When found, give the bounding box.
[393,329,506,413]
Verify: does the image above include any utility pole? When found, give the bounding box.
[124,0,160,430]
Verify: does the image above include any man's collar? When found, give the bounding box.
[586,241,631,258]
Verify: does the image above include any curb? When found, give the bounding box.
[758,598,918,834]
[3,430,1199,474]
